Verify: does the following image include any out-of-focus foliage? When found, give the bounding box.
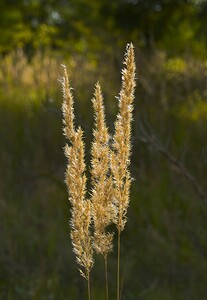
[0,0,207,56]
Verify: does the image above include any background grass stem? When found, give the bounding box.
[104,256,109,300]
[87,272,91,300]
[117,230,121,300]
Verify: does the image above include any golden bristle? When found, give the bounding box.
[61,67,93,280]
[91,82,114,257]
[111,43,136,232]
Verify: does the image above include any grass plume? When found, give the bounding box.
[111,43,136,233]
[91,82,114,257]
[61,44,136,300]
[91,82,115,300]
[110,43,136,300]
[61,65,94,293]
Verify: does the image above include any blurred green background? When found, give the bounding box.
[1,0,207,299]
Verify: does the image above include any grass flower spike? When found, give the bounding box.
[61,66,93,289]
[111,43,136,233]
[91,82,114,300]
[91,82,114,257]
[61,44,136,300]
[110,43,136,300]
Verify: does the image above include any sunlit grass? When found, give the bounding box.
[1,48,207,299]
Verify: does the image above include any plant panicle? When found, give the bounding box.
[61,43,136,300]
[62,67,94,281]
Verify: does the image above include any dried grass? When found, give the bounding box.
[61,43,136,300]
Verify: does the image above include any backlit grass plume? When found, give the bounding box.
[111,43,136,233]
[110,43,136,300]
[61,43,136,300]
[91,83,114,300]
[91,82,114,258]
[61,65,93,296]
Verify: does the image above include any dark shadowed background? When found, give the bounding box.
[1,0,207,299]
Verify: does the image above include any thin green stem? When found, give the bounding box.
[117,230,121,300]
[87,271,91,300]
[120,256,128,300]
[104,255,109,300]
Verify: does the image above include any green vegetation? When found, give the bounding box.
[1,0,207,299]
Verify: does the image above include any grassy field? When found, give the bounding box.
[1,48,207,299]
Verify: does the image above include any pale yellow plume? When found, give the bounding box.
[61,66,93,280]
[111,43,136,232]
[91,82,114,257]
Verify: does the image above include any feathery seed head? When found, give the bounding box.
[62,66,93,279]
[61,65,76,140]
[91,82,115,257]
[111,43,136,232]
[61,43,136,281]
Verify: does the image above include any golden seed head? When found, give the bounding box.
[61,43,136,278]
[91,82,115,256]
[62,66,93,279]
[111,43,136,232]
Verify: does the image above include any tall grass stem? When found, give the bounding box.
[104,255,109,300]
[87,272,91,300]
[117,230,121,300]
